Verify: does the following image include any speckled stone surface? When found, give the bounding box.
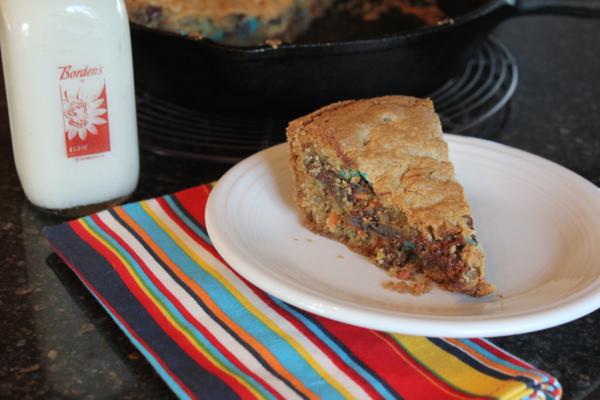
[1,15,599,400]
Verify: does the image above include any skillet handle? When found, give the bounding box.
[515,0,600,16]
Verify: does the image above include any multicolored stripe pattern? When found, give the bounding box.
[43,184,562,400]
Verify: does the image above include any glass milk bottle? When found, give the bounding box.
[0,0,139,217]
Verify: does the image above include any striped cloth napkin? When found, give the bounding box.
[43,184,562,400]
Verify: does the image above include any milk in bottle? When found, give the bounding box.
[0,0,139,216]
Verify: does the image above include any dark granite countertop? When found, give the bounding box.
[1,15,600,400]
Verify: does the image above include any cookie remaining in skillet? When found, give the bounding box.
[287,96,494,297]
[126,0,332,46]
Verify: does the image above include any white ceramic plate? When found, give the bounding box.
[205,135,600,338]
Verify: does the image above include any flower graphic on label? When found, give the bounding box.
[62,86,107,141]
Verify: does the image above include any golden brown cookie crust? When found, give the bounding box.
[126,0,294,20]
[288,95,473,237]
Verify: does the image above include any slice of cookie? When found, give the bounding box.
[286,96,494,296]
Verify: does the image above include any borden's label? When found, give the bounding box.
[59,64,111,159]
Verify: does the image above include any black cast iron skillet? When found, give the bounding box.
[131,0,600,115]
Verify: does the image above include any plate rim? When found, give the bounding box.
[206,135,600,337]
